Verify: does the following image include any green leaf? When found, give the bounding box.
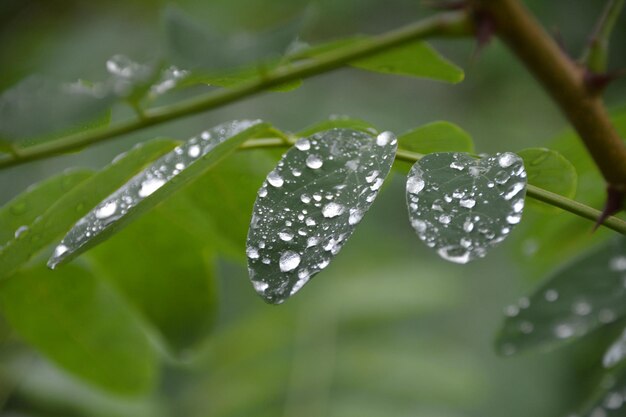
[0,77,116,144]
[0,263,157,394]
[406,152,527,264]
[89,205,218,355]
[0,169,93,246]
[351,40,464,83]
[181,65,303,92]
[573,367,626,417]
[247,129,398,304]
[513,109,626,272]
[163,5,304,71]
[0,138,178,278]
[398,121,474,154]
[296,116,378,137]
[517,147,577,210]
[604,327,626,368]
[496,237,626,356]
[48,120,274,268]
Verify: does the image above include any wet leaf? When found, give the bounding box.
[572,367,626,416]
[0,263,157,395]
[0,169,93,246]
[247,129,397,304]
[604,327,626,368]
[0,139,177,279]
[406,152,527,264]
[89,205,218,355]
[517,147,577,210]
[496,237,626,355]
[49,120,274,268]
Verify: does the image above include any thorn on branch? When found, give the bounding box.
[469,9,496,61]
[584,67,626,94]
[594,184,626,231]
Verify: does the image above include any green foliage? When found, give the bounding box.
[399,121,474,154]
[497,237,626,355]
[0,139,177,278]
[247,129,397,303]
[406,152,527,264]
[0,263,157,394]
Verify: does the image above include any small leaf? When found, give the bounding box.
[496,237,626,356]
[406,152,527,264]
[351,41,464,83]
[247,129,398,304]
[0,263,157,394]
[0,139,177,278]
[49,120,273,268]
[181,65,302,92]
[517,147,577,209]
[89,205,218,355]
[398,121,474,154]
[296,116,378,137]
[0,169,93,246]
[0,77,116,144]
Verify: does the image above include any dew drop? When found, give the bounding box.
[138,178,165,197]
[279,229,294,241]
[322,202,345,218]
[95,201,118,219]
[406,176,425,194]
[306,155,323,169]
[267,171,284,188]
[14,225,29,239]
[246,246,259,259]
[348,208,364,225]
[279,251,301,272]
[295,138,311,151]
[554,323,574,339]
[498,152,517,168]
[376,131,394,146]
[188,144,201,158]
[459,198,476,208]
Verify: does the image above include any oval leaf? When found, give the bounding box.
[398,121,474,155]
[48,120,272,268]
[247,129,398,304]
[0,169,93,246]
[406,152,527,264]
[0,139,178,279]
[0,263,157,394]
[496,237,626,356]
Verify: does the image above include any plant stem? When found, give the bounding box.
[580,0,625,73]
[243,138,626,235]
[472,0,626,189]
[0,11,471,170]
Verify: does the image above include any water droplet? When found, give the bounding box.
[504,183,525,200]
[437,246,470,264]
[279,251,301,272]
[544,289,559,302]
[258,188,268,197]
[459,198,476,208]
[506,214,522,224]
[573,300,592,316]
[95,201,117,219]
[252,280,268,292]
[306,155,323,169]
[348,208,363,225]
[450,161,465,171]
[246,246,259,259]
[300,194,311,204]
[498,152,517,168]
[267,171,284,188]
[554,323,574,339]
[376,131,394,146]
[322,202,344,218]
[295,138,311,151]
[138,178,165,197]
[279,229,294,241]
[188,145,200,158]
[14,225,29,239]
[463,219,474,232]
[406,176,425,194]
[610,256,626,272]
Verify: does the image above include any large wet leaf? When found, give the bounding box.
[0,77,116,144]
[496,237,626,356]
[0,263,157,395]
[0,169,93,245]
[0,139,177,279]
[247,129,397,304]
[89,205,218,355]
[517,147,577,210]
[406,152,527,264]
[48,120,273,268]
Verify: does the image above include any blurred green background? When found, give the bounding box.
[1,0,626,416]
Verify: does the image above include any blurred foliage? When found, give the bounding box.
[0,1,626,417]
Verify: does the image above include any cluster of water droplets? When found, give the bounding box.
[498,246,626,358]
[247,129,397,303]
[406,152,527,264]
[47,120,261,268]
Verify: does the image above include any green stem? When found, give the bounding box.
[0,11,471,169]
[580,0,625,73]
[243,138,626,234]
